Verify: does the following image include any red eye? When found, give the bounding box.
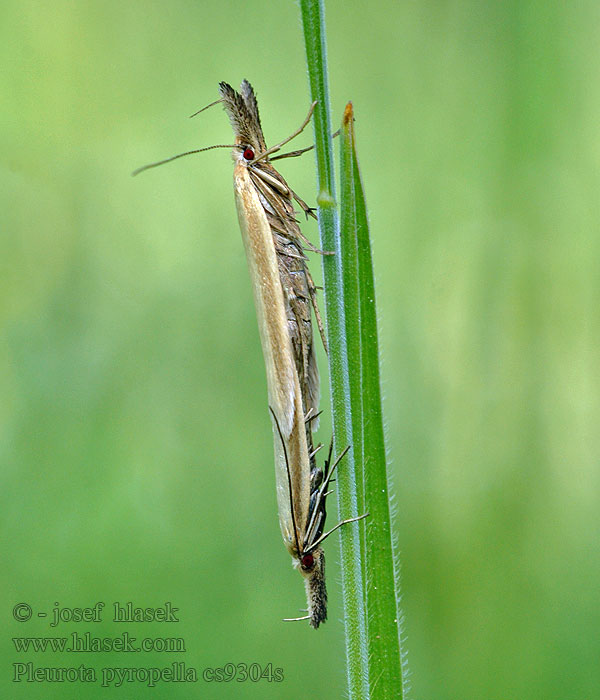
[301,553,314,570]
[243,147,254,160]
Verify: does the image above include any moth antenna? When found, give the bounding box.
[189,97,224,118]
[269,406,302,558]
[132,144,237,176]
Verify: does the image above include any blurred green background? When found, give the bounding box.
[2,1,599,698]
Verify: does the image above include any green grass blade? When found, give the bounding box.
[338,103,366,545]
[299,0,335,199]
[300,2,369,698]
[340,103,407,699]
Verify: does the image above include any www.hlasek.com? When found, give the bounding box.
[13,631,184,654]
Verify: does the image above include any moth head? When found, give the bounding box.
[300,551,316,572]
[132,80,270,177]
[241,145,256,162]
[295,545,323,575]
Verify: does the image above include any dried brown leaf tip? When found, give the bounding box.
[343,101,354,128]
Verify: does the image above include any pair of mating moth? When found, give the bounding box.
[136,80,366,628]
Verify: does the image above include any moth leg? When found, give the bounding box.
[305,266,328,354]
[307,512,370,552]
[292,190,318,221]
[297,229,333,256]
[304,408,323,426]
[250,101,317,164]
[270,128,341,162]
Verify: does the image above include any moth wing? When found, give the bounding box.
[233,164,310,550]
[234,166,296,434]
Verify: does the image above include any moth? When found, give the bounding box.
[219,80,338,628]
[134,80,365,628]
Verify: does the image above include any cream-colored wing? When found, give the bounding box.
[233,163,310,553]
